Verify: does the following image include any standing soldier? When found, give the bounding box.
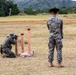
[1,33,18,58]
[47,7,63,68]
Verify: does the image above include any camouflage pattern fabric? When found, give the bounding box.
[2,35,16,58]
[2,48,16,58]
[47,16,63,63]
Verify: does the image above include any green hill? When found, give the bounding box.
[14,0,76,10]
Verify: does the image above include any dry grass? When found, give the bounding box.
[0,14,76,75]
[0,14,76,25]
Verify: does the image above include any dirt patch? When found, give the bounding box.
[0,19,76,25]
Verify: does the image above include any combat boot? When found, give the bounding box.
[49,62,54,67]
[58,63,64,68]
[1,53,8,58]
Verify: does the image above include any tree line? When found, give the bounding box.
[24,7,76,15]
[0,0,19,17]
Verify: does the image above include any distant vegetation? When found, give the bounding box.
[24,7,76,15]
[0,0,19,17]
[24,8,49,15]
[0,0,76,17]
[59,7,76,14]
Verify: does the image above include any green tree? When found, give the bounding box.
[0,0,19,16]
[11,4,20,15]
[24,8,36,15]
[0,0,6,16]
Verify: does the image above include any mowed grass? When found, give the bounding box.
[0,14,76,75]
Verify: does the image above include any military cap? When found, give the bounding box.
[9,33,15,36]
[8,33,15,39]
[49,7,59,12]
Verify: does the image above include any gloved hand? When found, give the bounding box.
[14,35,18,39]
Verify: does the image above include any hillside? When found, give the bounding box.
[13,0,76,10]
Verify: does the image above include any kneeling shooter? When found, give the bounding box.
[1,33,18,58]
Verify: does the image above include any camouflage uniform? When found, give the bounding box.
[2,34,16,58]
[47,16,63,63]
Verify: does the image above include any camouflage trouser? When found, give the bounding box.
[48,35,63,63]
[2,48,16,58]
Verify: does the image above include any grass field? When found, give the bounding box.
[0,14,76,75]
